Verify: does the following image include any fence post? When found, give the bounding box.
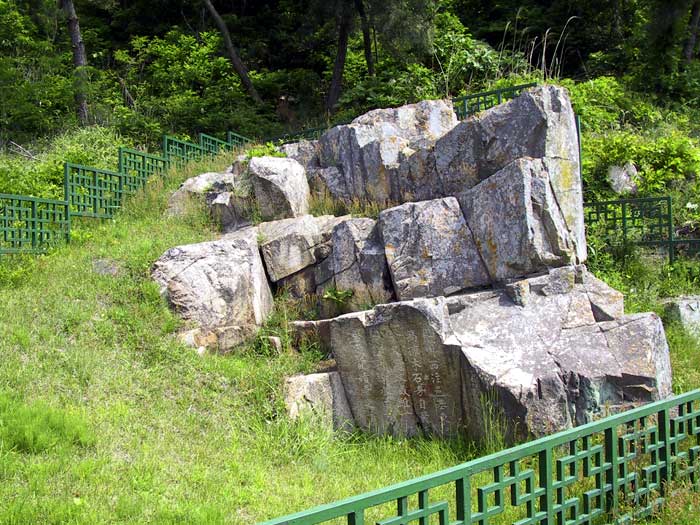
[605,425,619,516]
[658,407,672,496]
[30,199,37,250]
[538,447,554,524]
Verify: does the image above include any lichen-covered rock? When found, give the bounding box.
[167,170,236,217]
[317,99,458,204]
[284,372,354,431]
[151,227,273,351]
[379,197,490,300]
[315,218,394,317]
[249,156,310,221]
[328,267,672,441]
[458,158,583,281]
[258,215,348,282]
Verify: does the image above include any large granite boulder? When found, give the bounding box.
[315,218,394,316]
[458,157,584,280]
[284,372,354,431]
[378,197,490,300]
[328,267,671,441]
[316,99,458,203]
[249,156,310,221]
[151,227,274,351]
[258,214,348,283]
[279,140,320,171]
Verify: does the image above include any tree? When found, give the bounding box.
[354,0,375,76]
[683,0,700,63]
[326,4,354,113]
[202,0,264,104]
[58,0,89,125]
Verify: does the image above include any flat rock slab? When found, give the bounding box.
[151,227,273,351]
[258,214,348,282]
[327,267,671,441]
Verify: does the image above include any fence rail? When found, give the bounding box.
[260,389,700,525]
[452,83,538,120]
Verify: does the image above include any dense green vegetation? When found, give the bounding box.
[2,0,700,523]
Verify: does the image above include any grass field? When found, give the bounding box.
[0,151,699,524]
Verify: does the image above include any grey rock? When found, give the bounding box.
[289,319,332,353]
[608,162,639,195]
[664,296,700,335]
[458,158,582,282]
[249,156,310,221]
[328,267,671,441]
[284,372,354,431]
[258,215,348,282]
[379,197,490,300]
[505,279,530,306]
[316,218,394,317]
[167,171,236,217]
[317,99,458,204]
[279,140,320,171]
[206,191,251,232]
[152,227,274,351]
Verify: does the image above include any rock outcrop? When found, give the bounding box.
[249,156,310,221]
[151,227,273,351]
[328,267,671,440]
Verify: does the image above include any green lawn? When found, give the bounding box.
[0,152,699,524]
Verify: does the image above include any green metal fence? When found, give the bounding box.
[259,389,700,525]
[0,128,253,257]
[452,83,538,120]
[584,196,700,263]
[0,194,70,254]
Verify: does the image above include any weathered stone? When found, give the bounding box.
[206,191,251,232]
[290,319,332,353]
[328,267,671,441]
[151,227,274,351]
[258,215,348,282]
[505,279,530,306]
[608,162,638,195]
[279,140,320,171]
[278,266,317,298]
[284,372,354,431]
[664,296,700,335]
[317,99,458,204]
[583,271,625,321]
[458,158,582,282]
[249,156,310,221]
[316,218,394,317]
[167,171,236,217]
[379,197,490,300]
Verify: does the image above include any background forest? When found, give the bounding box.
[4,0,700,218]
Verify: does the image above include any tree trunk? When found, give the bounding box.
[684,0,700,63]
[354,0,374,76]
[326,11,352,114]
[202,0,263,104]
[59,0,89,125]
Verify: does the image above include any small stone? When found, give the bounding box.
[505,280,530,306]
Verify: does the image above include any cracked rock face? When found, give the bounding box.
[284,372,354,431]
[379,197,490,300]
[328,266,671,441]
[315,217,394,317]
[151,227,273,351]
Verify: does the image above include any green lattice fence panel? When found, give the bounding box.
[227,131,253,148]
[118,147,169,181]
[452,83,538,120]
[64,163,134,219]
[584,197,673,245]
[200,133,232,155]
[259,390,700,525]
[162,136,206,165]
[0,194,70,255]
